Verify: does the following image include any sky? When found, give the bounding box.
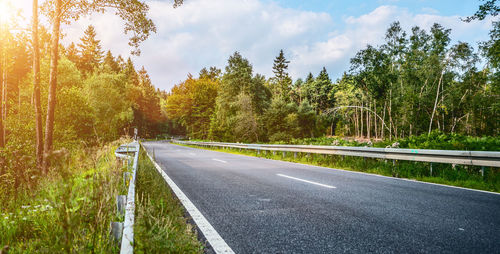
[3,0,498,91]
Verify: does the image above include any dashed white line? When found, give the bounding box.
[277,174,336,189]
[212,158,228,163]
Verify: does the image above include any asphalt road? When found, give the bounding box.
[143,141,500,254]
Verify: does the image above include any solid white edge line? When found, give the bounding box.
[144,148,235,254]
[175,143,500,196]
[277,173,336,189]
[212,158,228,163]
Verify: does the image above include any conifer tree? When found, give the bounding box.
[66,42,79,65]
[77,25,104,75]
[271,49,292,101]
[103,50,120,73]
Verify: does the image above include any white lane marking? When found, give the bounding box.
[212,158,227,163]
[144,148,235,254]
[189,152,196,156]
[198,146,500,196]
[277,174,336,189]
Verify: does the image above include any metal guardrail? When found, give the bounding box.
[115,141,140,254]
[174,140,500,168]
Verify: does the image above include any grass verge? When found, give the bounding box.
[134,147,203,253]
[178,143,500,193]
[0,140,129,253]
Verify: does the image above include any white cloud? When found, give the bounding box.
[58,0,494,90]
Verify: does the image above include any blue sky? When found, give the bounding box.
[273,0,480,17]
[57,0,496,91]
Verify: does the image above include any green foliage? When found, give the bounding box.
[208,52,271,142]
[464,0,499,22]
[270,49,292,101]
[84,72,133,142]
[135,149,203,253]
[0,142,128,252]
[376,131,500,151]
[76,25,104,75]
[166,76,219,139]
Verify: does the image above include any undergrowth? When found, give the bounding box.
[0,139,129,253]
[134,147,203,254]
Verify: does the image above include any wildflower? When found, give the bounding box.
[21,205,30,209]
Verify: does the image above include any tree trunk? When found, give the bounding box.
[42,0,62,173]
[382,101,386,140]
[33,0,44,168]
[429,69,444,135]
[360,103,364,138]
[374,100,378,139]
[366,102,370,139]
[2,67,6,141]
[0,49,4,147]
[389,89,393,140]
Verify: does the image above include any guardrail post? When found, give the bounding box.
[294,152,297,158]
[282,151,286,158]
[116,195,126,215]
[110,221,123,244]
[430,162,433,176]
[481,166,485,177]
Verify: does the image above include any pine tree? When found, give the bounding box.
[66,42,79,66]
[314,67,335,112]
[124,57,139,85]
[77,25,104,75]
[271,49,292,100]
[103,50,120,73]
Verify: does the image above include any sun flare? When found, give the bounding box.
[0,0,12,24]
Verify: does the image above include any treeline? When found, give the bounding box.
[0,24,165,184]
[166,21,499,142]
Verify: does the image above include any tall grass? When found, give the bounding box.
[134,149,203,253]
[0,139,130,253]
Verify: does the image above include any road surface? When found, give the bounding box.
[143,141,500,253]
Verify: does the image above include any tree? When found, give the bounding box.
[209,52,271,141]
[65,42,79,65]
[270,49,292,100]
[41,0,176,172]
[32,0,43,167]
[464,0,499,22]
[314,67,335,112]
[199,66,221,80]
[102,50,120,73]
[84,72,133,141]
[263,98,299,142]
[77,25,103,75]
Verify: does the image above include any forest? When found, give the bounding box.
[0,0,170,198]
[166,20,499,143]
